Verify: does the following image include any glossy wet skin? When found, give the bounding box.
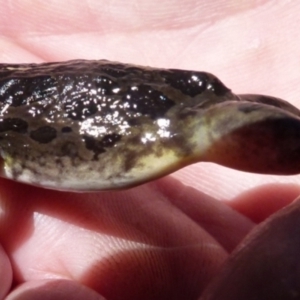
[1,59,300,191]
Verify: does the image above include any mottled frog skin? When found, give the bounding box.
[0,59,300,191]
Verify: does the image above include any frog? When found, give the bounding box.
[0,59,299,191]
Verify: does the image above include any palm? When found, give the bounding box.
[1,2,300,300]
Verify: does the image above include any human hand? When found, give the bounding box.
[1,1,300,299]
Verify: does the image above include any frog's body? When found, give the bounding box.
[0,60,300,191]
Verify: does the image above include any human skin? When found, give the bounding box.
[1,1,300,299]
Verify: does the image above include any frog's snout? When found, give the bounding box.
[201,101,300,175]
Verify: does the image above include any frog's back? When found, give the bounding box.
[1,59,300,191]
[0,60,238,190]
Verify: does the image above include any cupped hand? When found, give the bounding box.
[1,1,300,299]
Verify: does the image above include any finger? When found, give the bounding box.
[5,279,105,300]
[200,196,300,300]
[0,244,12,300]
[153,177,254,252]
[0,176,229,300]
[230,182,300,222]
